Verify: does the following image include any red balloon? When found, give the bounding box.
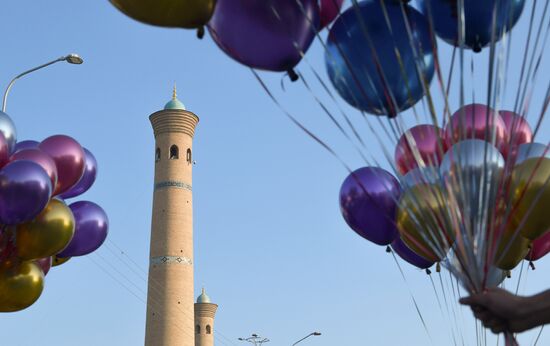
[444,104,509,157]
[35,257,52,276]
[0,133,9,168]
[10,149,58,191]
[319,0,344,28]
[499,110,533,160]
[395,125,446,175]
[39,135,85,195]
[526,231,550,262]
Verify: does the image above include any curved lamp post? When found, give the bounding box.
[2,53,84,112]
[292,332,321,346]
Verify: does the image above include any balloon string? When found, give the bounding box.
[429,274,459,346]
[533,326,544,346]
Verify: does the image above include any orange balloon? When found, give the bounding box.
[0,260,44,312]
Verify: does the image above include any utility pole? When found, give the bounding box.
[238,334,270,346]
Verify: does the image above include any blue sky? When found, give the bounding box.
[1,1,550,345]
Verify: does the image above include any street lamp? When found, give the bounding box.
[2,53,84,112]
[238,333,270,346]
[292,331,322,345]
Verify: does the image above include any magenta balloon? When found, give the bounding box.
[395,125,446,175]
[59,148,97,199]
[35,257,52,276]
[39,135,85,196]
[0,132,9,169]
[208,0,320,74]
[499,110,533,160]
[13,140,39,153]
[10,149,58,191]
[0,161,52,225]
[391,237,434,269]
[57,201,108,257]
[339,167,401,246]
[444,104,509,157]
[319,0,344,28]
[526,232,550,262]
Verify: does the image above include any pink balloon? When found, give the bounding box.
[526,232,550,262]
[35,257,52,276]
[0,132,9,168]
[499,110,533,159]
[395,125,446,175]
[319,0,344,28]
[444,104,509,157]
[39,135,85,196]
[10,149,58,191]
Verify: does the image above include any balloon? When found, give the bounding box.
[515,143,550,166]
[57,201,109,257]
[400,166,440,189]
[418,0,525,52]
[499,111,532,147]
[60,148,97,199]
[397,184,450,262]
[0,133,9,168]
[444,104,509,157]
[16,199,75,261]
[339,167,401,246]
[35,257,52,276]
[391,236,434,269]
[509,157,550,240]
[0,161,52,225]
[395,125,446,175]
[10,148,58,191]
[52,255,71,267]
[0,111,16,154]
[39,135,85,196]
[325,1,434,116]
[14,140,39,153]
[319,0,344,28]
[0,260,44,312]
[109,0,216,31]
[493,219,531,270]
[209,0,319,78]
[526,231,550,262]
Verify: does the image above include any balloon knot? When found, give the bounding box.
[529,261,536,270]
[287,69,299,82]
[506,270,512,278]
[426,268,432,275]
[386,246,392,253]
[436,262,441,273]
[197,26,205,40]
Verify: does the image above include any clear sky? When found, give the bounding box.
[1,1,550,345]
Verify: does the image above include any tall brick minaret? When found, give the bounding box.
[145,87,199,346]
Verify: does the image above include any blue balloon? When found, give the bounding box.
[325,0,435,116]
[418,0,525,52]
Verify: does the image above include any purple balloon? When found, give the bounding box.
[391,237,434,270]
[57,201,108,257]
[0,161,52,225]
[208,0,319,75]
[339,167,401,246]
[60,148,97,199]
[14,140,39,153]
[10,148,58,191]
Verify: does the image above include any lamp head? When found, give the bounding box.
[65,54,83,64]
[313,332,321,336]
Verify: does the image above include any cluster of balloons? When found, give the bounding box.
[340,103,550,278]
[0,111,108,312]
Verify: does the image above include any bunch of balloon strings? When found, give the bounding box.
[0,110,109,313]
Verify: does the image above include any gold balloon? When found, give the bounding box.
[510,158,550,240]
[494,225,531,270]
[0,260,44,312]
[52,255,71,267]
[110,0,216,30]
[397,184,451,262]
[16,199,75,261]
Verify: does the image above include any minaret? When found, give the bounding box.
[195,288,218,346]
[145,86,199,346]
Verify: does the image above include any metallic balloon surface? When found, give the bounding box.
[499,111,532,148]
[319,0,344,28]
[109,0,216,29]
[10,148,58,191]
[510,158,550,240]
[16,199,75,261]
[514,143,550,166]
[60,148,97,199]
[0,111,17,153]
[391,236,434,269]
[418,0,525,52]
[339,167,401,246]
[0,260,44,312]
[444,104,509,156]
[325,1,434,116]
[57,201,109,257]
[395,125,446,175]
[209,0,319,72]
[400,166,440,189]
[0,133,9,168]
[397,184,449,262]
[35,257,52,276]
[52,255,71,267]
[39,135,85,196]
[494,223,531,270]
[14,140,39,153]
[0,161,52,225]
[526,231,550,261]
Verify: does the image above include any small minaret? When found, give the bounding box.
[194,288,218,346]
[145,86,199,346]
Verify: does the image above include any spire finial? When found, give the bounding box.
[172,83,177,100]
[202,287,205,294]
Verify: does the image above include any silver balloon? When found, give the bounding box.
[400,166,440,189]
[0,112,17,153]
[515,142,550,166]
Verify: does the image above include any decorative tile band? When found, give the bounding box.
[154,180,192,192]
[150,256,193,266]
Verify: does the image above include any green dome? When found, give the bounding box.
[164,85,186,110]
[196,288,211,303]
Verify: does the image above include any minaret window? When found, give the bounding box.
[196,325,200,334]
[206,325,211,334]
[186,148,192,163]
[155,148,161,162]
[170,145,179,160]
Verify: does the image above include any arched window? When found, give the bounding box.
[155,148,161,162]
[170,145,179,160]
[206,325,211,334]
[186,148,192,164]
[196,325,200,334]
